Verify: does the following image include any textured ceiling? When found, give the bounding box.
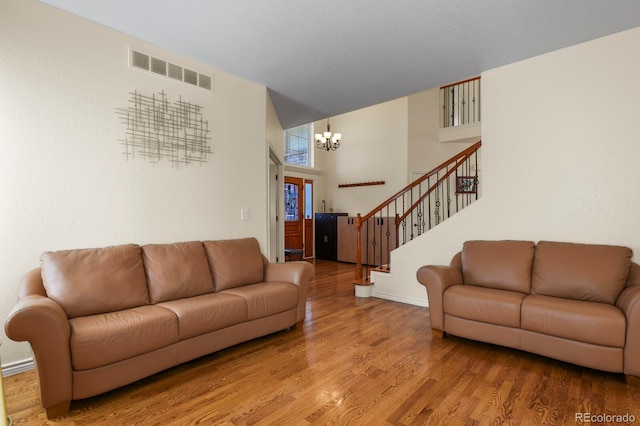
[40,0,640,128]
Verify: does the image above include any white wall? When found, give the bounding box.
[266,94,285,161]
[0,0,269,364]
[389,26,640,306]
[316,98,409,216]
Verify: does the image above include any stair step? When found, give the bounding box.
[371,264,391,273]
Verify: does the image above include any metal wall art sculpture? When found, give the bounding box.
[116,90,211,167]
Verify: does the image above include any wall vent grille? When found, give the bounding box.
[168,63,182,80]
[131,51,149,70]
[150,57,167,76]
[130,48,212,91]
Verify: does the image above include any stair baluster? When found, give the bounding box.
[354,140,481,283]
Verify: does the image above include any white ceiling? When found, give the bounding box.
[41,0,640,128]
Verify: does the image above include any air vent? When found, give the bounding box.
[129,49,212,91]
[151,57,167,76]
[184,69,198,86]
[168,63,182,80]
[199,74,212,90]
[131,51,150,71]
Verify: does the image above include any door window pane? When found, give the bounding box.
[304,182,312,219]
[285,183,299,221]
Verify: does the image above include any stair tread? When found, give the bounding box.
[371,264,391,273]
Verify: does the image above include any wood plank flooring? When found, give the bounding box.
[4,260,640,425]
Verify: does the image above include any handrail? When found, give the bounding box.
[358,141,481,225]
[354,140,481,282]
[398,148,477,223]
[397,166,455,224]
[441,76,481,128]
[440,76,480,90]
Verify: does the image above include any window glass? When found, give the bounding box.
[305,182,313,219]
[284,124,312,166]
[285,183,299,221]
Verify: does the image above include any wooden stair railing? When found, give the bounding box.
[354,140,481,283]
[441,76,481,128]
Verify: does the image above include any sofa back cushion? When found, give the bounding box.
[461,240,535,294]
[203,238,264,291]
[41,244,149,318]
[531,241,631,304]
[142,241,215,303]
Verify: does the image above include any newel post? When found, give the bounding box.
[355,213,363,281]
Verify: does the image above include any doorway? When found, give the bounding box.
[268,147,284,263]
[284,177,314,260]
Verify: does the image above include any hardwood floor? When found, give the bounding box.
[4,260,640,425]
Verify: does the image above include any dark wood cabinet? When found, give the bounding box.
[314,213,347,260]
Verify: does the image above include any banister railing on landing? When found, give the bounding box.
[441,76,481,128]
[354,140,481,283]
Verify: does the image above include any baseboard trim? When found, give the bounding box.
[371,290,428,307]
[2,358,34,377]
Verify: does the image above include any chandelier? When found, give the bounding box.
[315,119,341,151]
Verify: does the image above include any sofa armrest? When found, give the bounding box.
[617,263,640,377]
[265,261,314,323]
[4,269,72,413]
[416,265,463,334]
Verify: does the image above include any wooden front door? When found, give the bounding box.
[284,177,314,260]
[284,177,304,254]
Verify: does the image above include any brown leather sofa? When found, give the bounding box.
[416,240,640,386]
[5,237,314,418]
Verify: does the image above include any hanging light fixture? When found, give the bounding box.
[315,119,341,151]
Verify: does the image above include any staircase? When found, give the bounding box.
[354,140,481,284]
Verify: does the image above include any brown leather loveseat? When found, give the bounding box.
[416,240,640,386]
[5,237,314,418]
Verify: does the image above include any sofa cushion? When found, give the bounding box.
[203,238,264,291]
[443,285,526,328]
[521,295,626,347]
[142,242,215,303]
[156,293,248,340]
[461,240,535,294]
[531,241,632,304]
[69,305,178,371]
[221,282,299,320]
[41,244,149,318]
